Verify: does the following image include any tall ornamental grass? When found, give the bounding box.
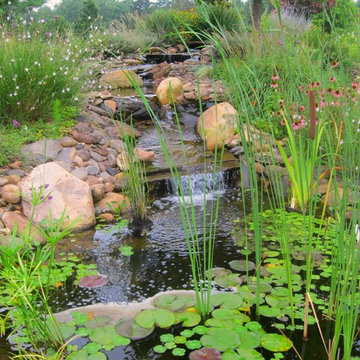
[0,25,87,125]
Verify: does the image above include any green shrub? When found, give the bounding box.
[312,0,359,33]
[0,30,86,125]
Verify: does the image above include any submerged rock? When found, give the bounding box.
[20,162,96,232]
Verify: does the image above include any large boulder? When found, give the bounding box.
[196,102,238,151]
[20,162,96,232]
[100,70,143,89]
[156,77,184,105]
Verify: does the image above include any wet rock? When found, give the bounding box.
[71,167,88,181]
[87,165,100,176]
[156,77,184,105]
[100,69,143,89]
[20,162,96,232]
[21,139,62,163]
[60,136,78,147]
[134,148,155,162]
[99,213,115,223]
[1,211,45,243]
[55,148,76,164]
[1,184,21,204]
[95,192,130,213]
[71,129,97,144]
[196,102,238,151]
[91,183,105,202]
[176,44,186,52]
[123,58,142,66]
[115,96,157,121]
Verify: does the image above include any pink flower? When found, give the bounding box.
[293,122,300,130]
[329,77,336,82]
[271,82,279,88]
[333,89,341,98]
[12,119,20,129]
[331,61,339,68]
[272,74,279,81]
[300,119,306,127]
[280,119,285,126]
[352,82,358,90]
[299,105,305,112]
[278,40,284,46]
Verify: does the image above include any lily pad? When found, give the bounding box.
[135,309,175,329]
[180,329,194,337]
[229,260,256,272]
[186,340,202,350]
[165,341,176,349]
[211,292,243,309]
[85,316,112,329]
[155,294,196,312]
[259,305,282,318]
[261,333,292,352]
[78,275,108,288]
[153,345,166,354]
[68,350,88,360]
[115,318,154,340]
[82,343,102,354]
[206,267,232,278]
[88,353,107,360]
[193,325,209,335]
[223,351,242,360]
[237,349,265,360]
[271,287,289,297]
[174,336,187,344]
[72,312,89,326]
[172,348,186,357]
[89,325,130,346]
[215,273,242,288]
[175,311,201,327]
[200,328,240,351]
[189,348,222,360]
[160,334,174,343]
[236,331,261,349]
[48,321,75,341]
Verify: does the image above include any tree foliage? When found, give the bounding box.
[0,0,45,16]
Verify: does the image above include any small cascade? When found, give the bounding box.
[167,172,227,197]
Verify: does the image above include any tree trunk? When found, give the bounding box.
[252,0,263,30]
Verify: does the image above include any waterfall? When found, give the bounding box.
[166,172,227,200]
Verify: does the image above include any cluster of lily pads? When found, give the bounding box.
[23,291,294,360]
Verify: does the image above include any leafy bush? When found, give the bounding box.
[312,0,359,33]
[0,29,86,126]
